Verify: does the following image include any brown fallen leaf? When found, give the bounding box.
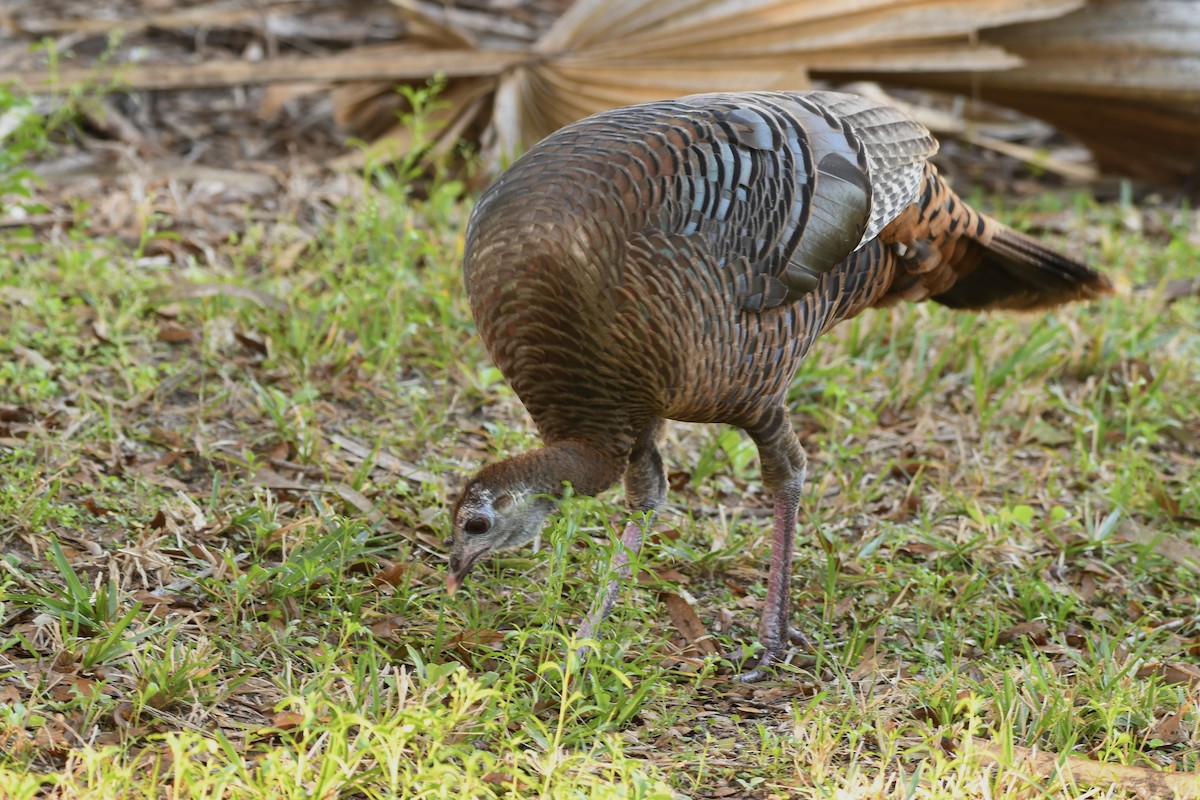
[84,497,113,517]
[367,615,408,640]
[661,592,721,658]
[234,329,268,356]
[131,589,186,610]
[112,701,138,731]
[722,579,749,597]
[0,404,33,423]
[373,562,409,589]
[448,628,508,662]
[272,237,313,273]
[636,567,689,586]
[131,463,190,493]
[849,633,881,682]
[129,746,176,782]
[90,318,114,345]
[1151,484,1183,519]
[897,541,939,558]
[646,526,682,546]
[1151,711,1186,745]
[449,629,507,651]
[481,771,530,792]
[1118,518,1200,567]
[732,705,767,715]
[269,711,305,732]
[267,441,290,462]
[656,567,688,583]
[965,738,1200,799]
[32,717,75,757]
[1160,277,1200,306]
[156,321,195,343]
[1135,661,1200,689]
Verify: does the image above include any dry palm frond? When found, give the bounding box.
[334,0,1088,171]
[7,0,1195,182]
[884,0,1200,181]
[980,0,1200,182]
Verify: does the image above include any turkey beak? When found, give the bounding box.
[446,548,486,596]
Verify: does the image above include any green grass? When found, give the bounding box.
[2,108,1200,795]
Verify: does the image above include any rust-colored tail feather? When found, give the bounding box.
[932,223,1113,312]
[878,166,1112,314]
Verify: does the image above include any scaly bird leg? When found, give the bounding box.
[734,475,811,682]
[736,410,810,682]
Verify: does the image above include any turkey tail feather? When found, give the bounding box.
[933,223,1113,311]
[879,166,1112,312]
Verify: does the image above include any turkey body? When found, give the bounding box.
[450,90,1111,679]
[467,92,920,453]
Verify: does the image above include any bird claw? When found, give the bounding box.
[732,644,795,683]
[729,628,814,682]
[788,627,813,649]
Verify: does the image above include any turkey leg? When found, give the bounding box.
[736,410,811,682]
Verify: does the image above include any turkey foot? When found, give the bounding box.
[733,628,813,683]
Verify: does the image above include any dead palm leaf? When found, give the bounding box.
[335,0,1088,172]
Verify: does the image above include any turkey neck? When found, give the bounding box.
[491,440,627,499]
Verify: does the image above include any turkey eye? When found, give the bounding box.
[463,515,490,536]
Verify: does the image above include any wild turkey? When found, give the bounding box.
[446,90,1112,680]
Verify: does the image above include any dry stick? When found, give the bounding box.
[958,131,1099,182]
[0,214,67,229]
[0,49,525,92]
[969,739,1200,799]
[17,3,314,35]
[158,282,288,313]
[326,433,438,485]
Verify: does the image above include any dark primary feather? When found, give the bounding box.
[449,90,1113,675]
